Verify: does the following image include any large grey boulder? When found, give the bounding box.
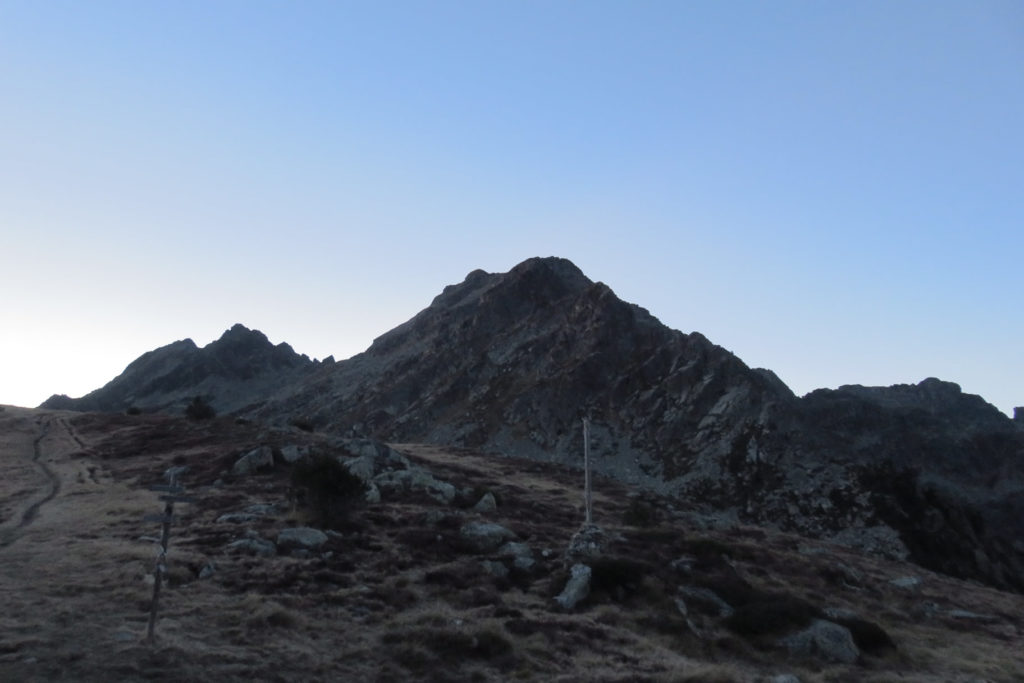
[459,522,517,553]
[374,468,456,504]
[779,619,859,664]
[554,563,592,610]
[232,446,274,476]
[277,527,329,551]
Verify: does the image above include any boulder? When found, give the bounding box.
[565,523,607,563]
[554,563,592,610]
[216,513,264,524]
[374,468,456,504]
[473,492,498,512]
[277,527,329,551]
[481,560,509,579]
[232,446,274,476]
[459,522,517,553]
[779,619,859,664]
[279,445,308,463]
[226,537,277,557]
[497,542,536,571]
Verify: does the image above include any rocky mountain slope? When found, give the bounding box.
[2,407,1022,681]
[41,257,1024,592]
[41,324,317,415]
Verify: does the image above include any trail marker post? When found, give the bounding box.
[145,472,193,643]
[583,417,593,524]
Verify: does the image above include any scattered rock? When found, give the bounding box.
[226,537,277,557]
[481,560,509,578]
[832,525,909,561]
[497,542,536,571]
[822,607,859,621]
[565,523,607,563]
[554,563,592,610]
[276,527,328,551]
[947,609,999,623]
[890,576,922,589]
[375,468,456,504]
[678,585,734,618]
[199,561,217,579]
[473,491,498,512]
[279,445,308,463]
[364,482,382,504]
[216,513,264,524]
[779,619,859,664]
[459,522,517,553]
[232,446,274,476]
[243,503,280,516]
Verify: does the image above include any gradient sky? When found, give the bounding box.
[2,1,1022,416]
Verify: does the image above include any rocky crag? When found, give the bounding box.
[41,324,318,416]
[44,257,1024,592]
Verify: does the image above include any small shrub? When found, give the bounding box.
[725,595,819,637]
[622,498,660,527]
[184,396,216,420]
[290,452,366,529]
[125,406,141,416]
[290,416,315,432]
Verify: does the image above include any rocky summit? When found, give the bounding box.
[40,257,1024,593]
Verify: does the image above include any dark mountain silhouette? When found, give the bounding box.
[41,323,316,415]
[42,257,1024,591]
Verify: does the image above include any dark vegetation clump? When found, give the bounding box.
[725,595,819,637]
[588,557,651,601]
[184,395,216,420]
[833,616,897,653]
[289,416,315,432]
[290,451,367,529]
[622,498,660,527]
[125,405,142,416]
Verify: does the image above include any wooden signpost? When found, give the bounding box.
[145,473,194,643]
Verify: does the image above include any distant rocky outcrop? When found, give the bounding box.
[40,324,317,415]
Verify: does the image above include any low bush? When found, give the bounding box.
[184,396,216,420]
[290,452,366,529]
[725,594,819,637]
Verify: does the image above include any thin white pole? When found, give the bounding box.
[583,417,592,524]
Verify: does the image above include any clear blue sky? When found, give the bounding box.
[2,1,1022,415]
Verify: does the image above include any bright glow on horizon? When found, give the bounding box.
[1,2,1022,416]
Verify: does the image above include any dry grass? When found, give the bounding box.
[0,407,1021,682]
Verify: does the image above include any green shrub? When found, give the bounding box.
[184,396,216,420]
[290,452,367,529]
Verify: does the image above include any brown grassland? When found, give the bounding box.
[0,406,1021,682]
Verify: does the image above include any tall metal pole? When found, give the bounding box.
[583,417,592,524]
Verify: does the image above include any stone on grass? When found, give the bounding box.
[498,542,536,571]
[226,538,277,557]
[554,563,592,610]
[473,492,498,512]
[279,445,308,463]
[780,619,859,664]
[232,446,274,475]
[459,522,517,553]
[277,527,329,551]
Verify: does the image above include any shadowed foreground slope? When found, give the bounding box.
[1,406,1021,682]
